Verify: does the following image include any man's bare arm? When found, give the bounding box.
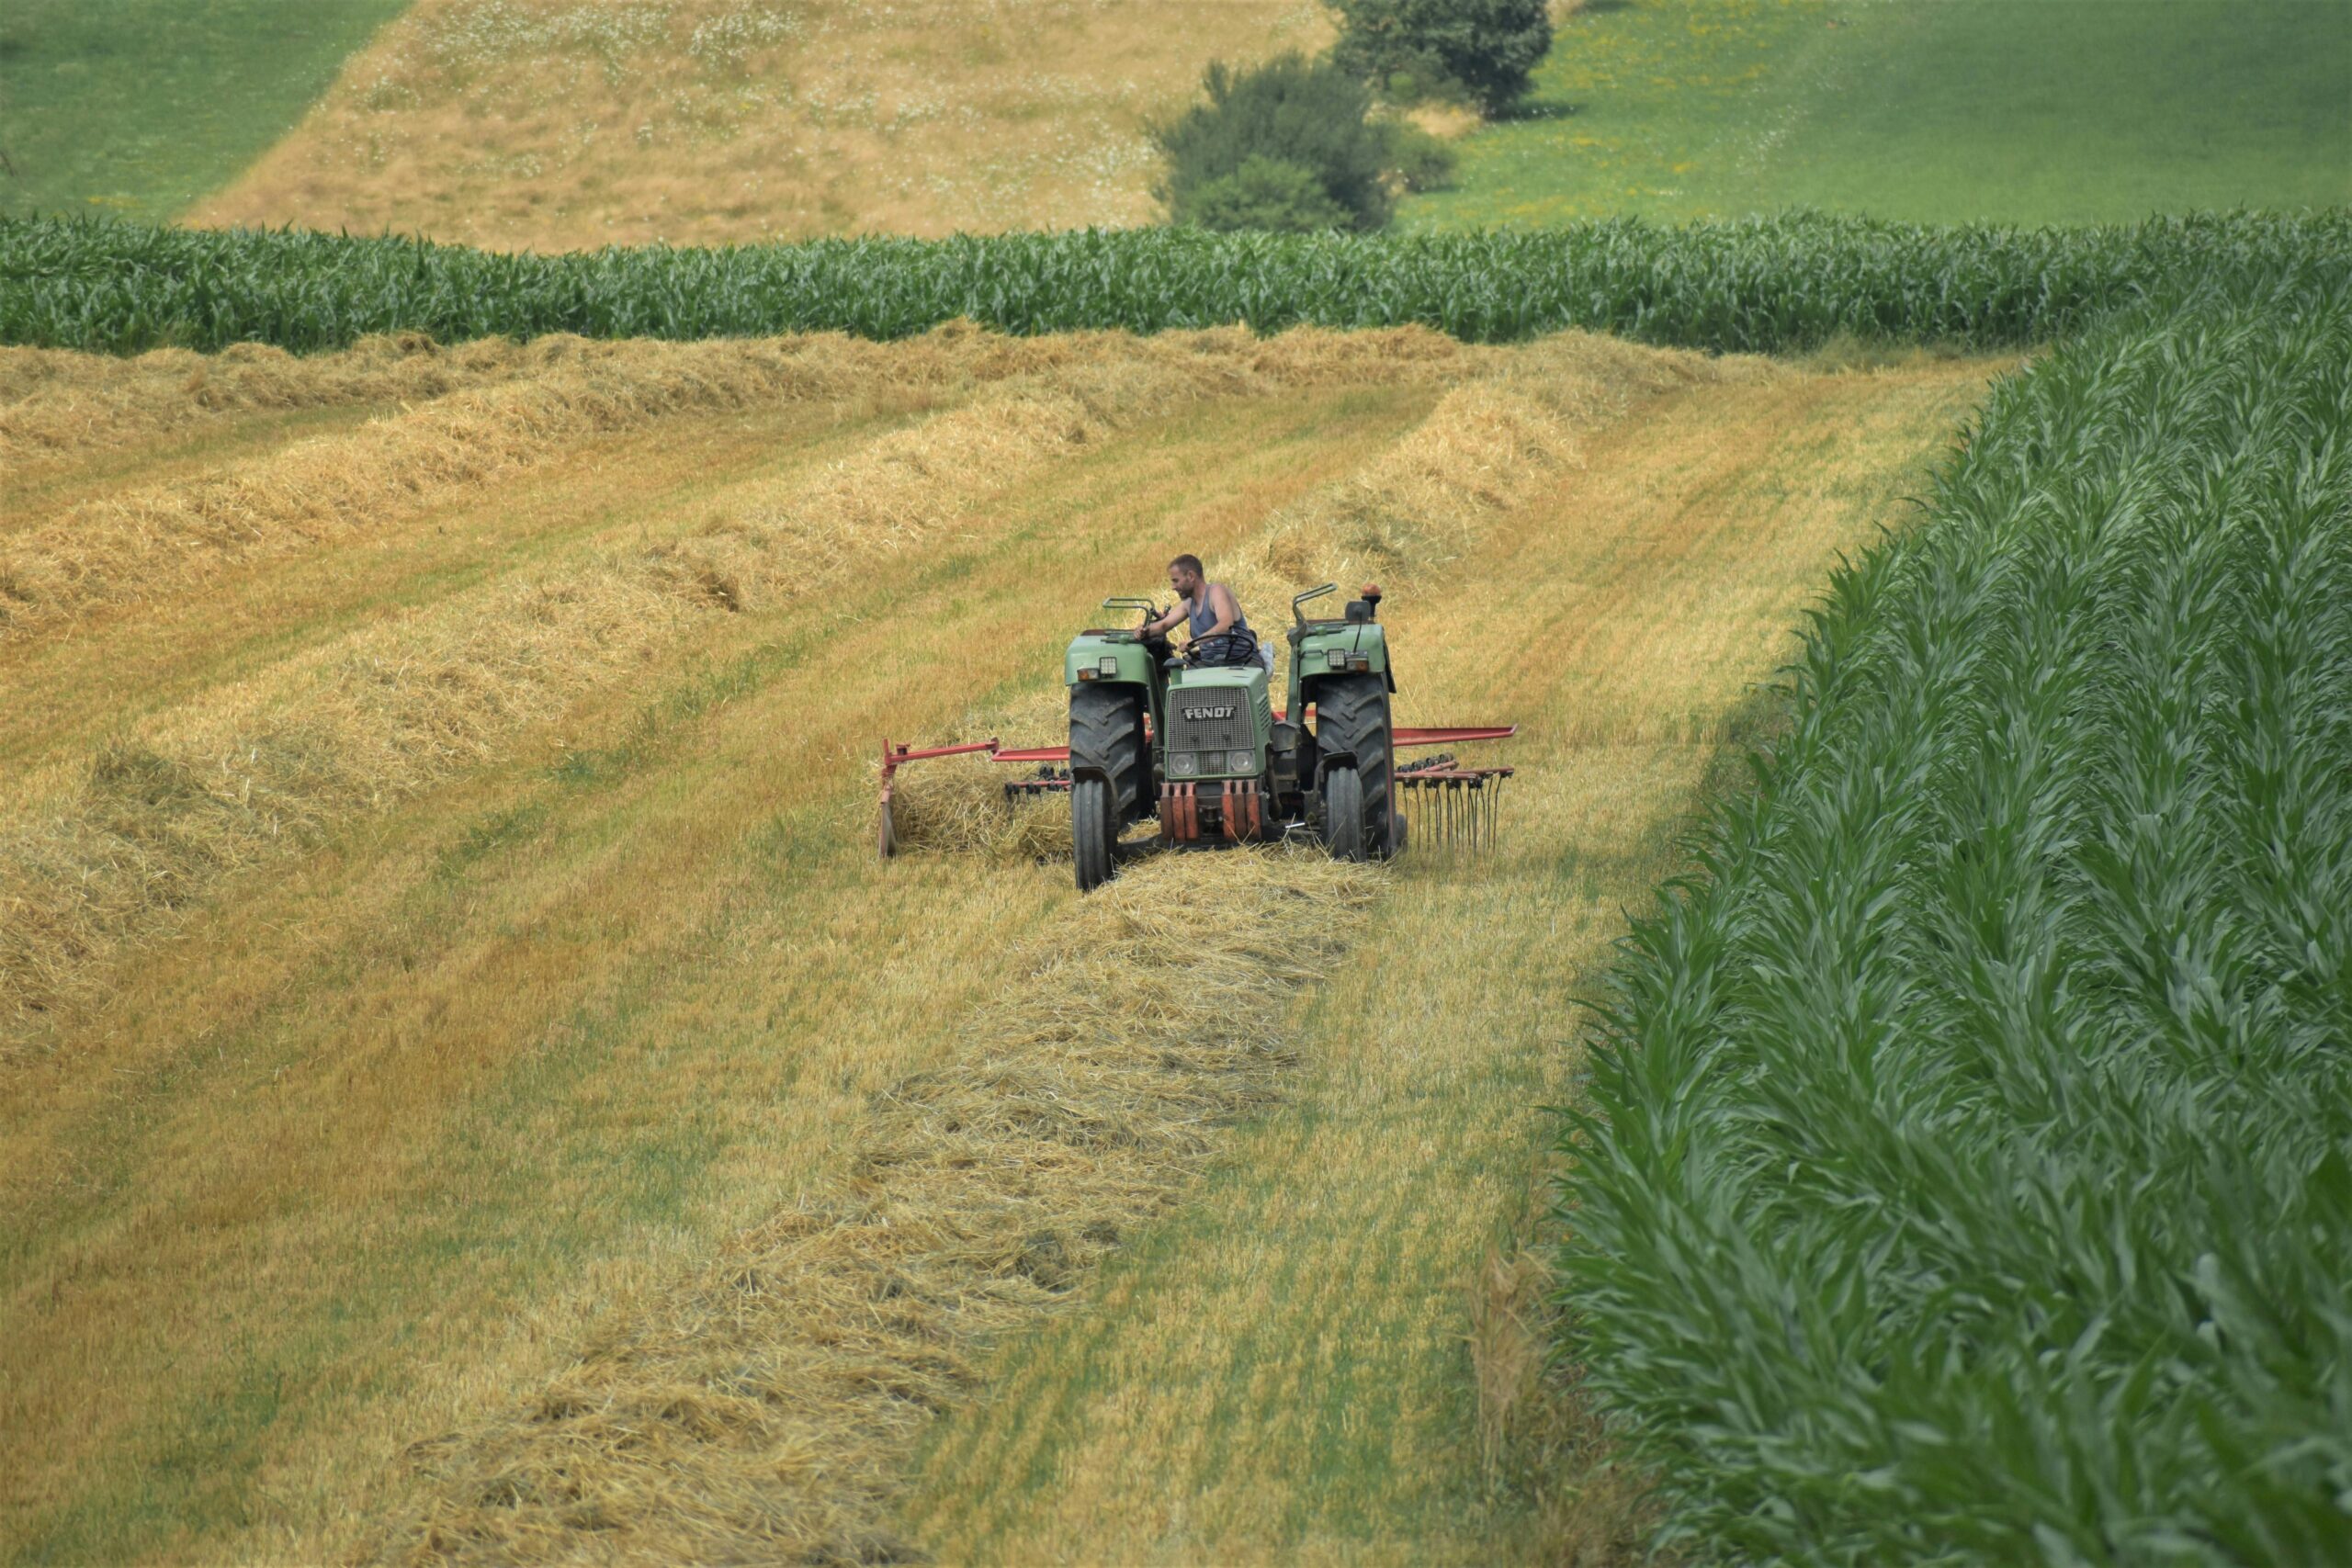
[1199,582,1239,637]
[1142,600,1189,636]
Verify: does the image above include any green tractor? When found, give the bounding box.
[876,583,1513,889]
[1066,583,1407,889]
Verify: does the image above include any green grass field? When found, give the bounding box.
[0,0,406,223]
[1405,0,2352,230]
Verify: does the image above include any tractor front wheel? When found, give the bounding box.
[1073,776,1114,891]
[1323,764,1367,863]
[1069,683,1148,829]
[1315,673,1396,859]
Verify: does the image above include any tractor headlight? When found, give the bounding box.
[1170,751,1199,777]
[1098,655,1119,675]
[1227,750,1256,774]
[1327,649,1346,669]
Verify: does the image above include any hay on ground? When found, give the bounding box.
[378,851,1379,1564]
[1,323,1481,642]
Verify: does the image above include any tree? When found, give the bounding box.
[1329,0,1554,114]
[1153,53,1393,232]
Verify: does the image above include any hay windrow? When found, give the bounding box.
[1,333,538,478]
[879,686,1072,861]
[1232,331,1766,610]
[876,330,1747,869]
[0,335,910,638]
[0,324,1476,642]
[0,326,1484,1040]
[378,851,1379,1565]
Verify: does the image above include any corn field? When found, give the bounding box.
[1555,265,2352,1561]
[3,210,2346,356]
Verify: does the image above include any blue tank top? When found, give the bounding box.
[1191,589,1271,669]
[1189,593,1250,640]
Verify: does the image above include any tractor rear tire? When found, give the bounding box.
[1073,777,1114,892]
[1323,763,1367,863]
[1069,683,1148,829]
[1315,673,1396,859]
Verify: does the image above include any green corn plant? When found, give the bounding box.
[2,211,2346,356]
[1554,267,2352,1562]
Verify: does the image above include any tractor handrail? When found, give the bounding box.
[1290,582,1338,626]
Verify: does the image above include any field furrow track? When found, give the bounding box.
[0,329,2000,1564]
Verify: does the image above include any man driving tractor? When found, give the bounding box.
[1142,554,1273,671]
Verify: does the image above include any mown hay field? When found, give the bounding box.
[182,0,1328,252]
[0,320,1997,1562]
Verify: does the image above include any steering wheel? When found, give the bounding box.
[1185,626,1261,668]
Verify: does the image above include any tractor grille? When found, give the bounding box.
[1170,703,1255,756]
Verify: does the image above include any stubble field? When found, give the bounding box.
[0,323,1997,1561]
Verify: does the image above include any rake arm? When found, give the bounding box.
[876,736,998,858]
[1394,750,1516,853]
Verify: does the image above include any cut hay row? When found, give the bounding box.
[0,568,689,1037]
[0,324,1478,643]
[378,850,1380,1564]
[882,332,1747,862]
[1,333,543,479]
[0,327,1478,1038]
[1,335,874,635]
[1236,331,1766,608]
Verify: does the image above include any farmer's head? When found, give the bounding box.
[1168,553,1204,599]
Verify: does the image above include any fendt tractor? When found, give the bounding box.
[879,583,1515,890]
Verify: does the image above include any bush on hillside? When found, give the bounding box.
[1329,0,1553,112]
[1152,54,1392,232]
[1376,118,1458,192]
[1181,154,1353,231]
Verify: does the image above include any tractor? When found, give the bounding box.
[877,583,1513,890]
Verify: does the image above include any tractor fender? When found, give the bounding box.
[1295,624,1396,694]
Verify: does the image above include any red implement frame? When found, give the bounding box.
[878,721,1516,858]
[988,719,1516,767]
[876,737,998,857]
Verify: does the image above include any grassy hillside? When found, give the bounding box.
[1406,0,2352,230]
[183,0,1326,252]
[0,0,407,224]
[0,318,1993,1560]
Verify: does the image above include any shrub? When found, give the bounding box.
[1152,53,1392,232]
[1329,0,1554,113]
[1375,118,1458,193]
[1181,154,1352,232]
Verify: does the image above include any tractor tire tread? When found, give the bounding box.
[1073,776,1114,891]
[1069,684,1148,827]
[1315,673,1396,859]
